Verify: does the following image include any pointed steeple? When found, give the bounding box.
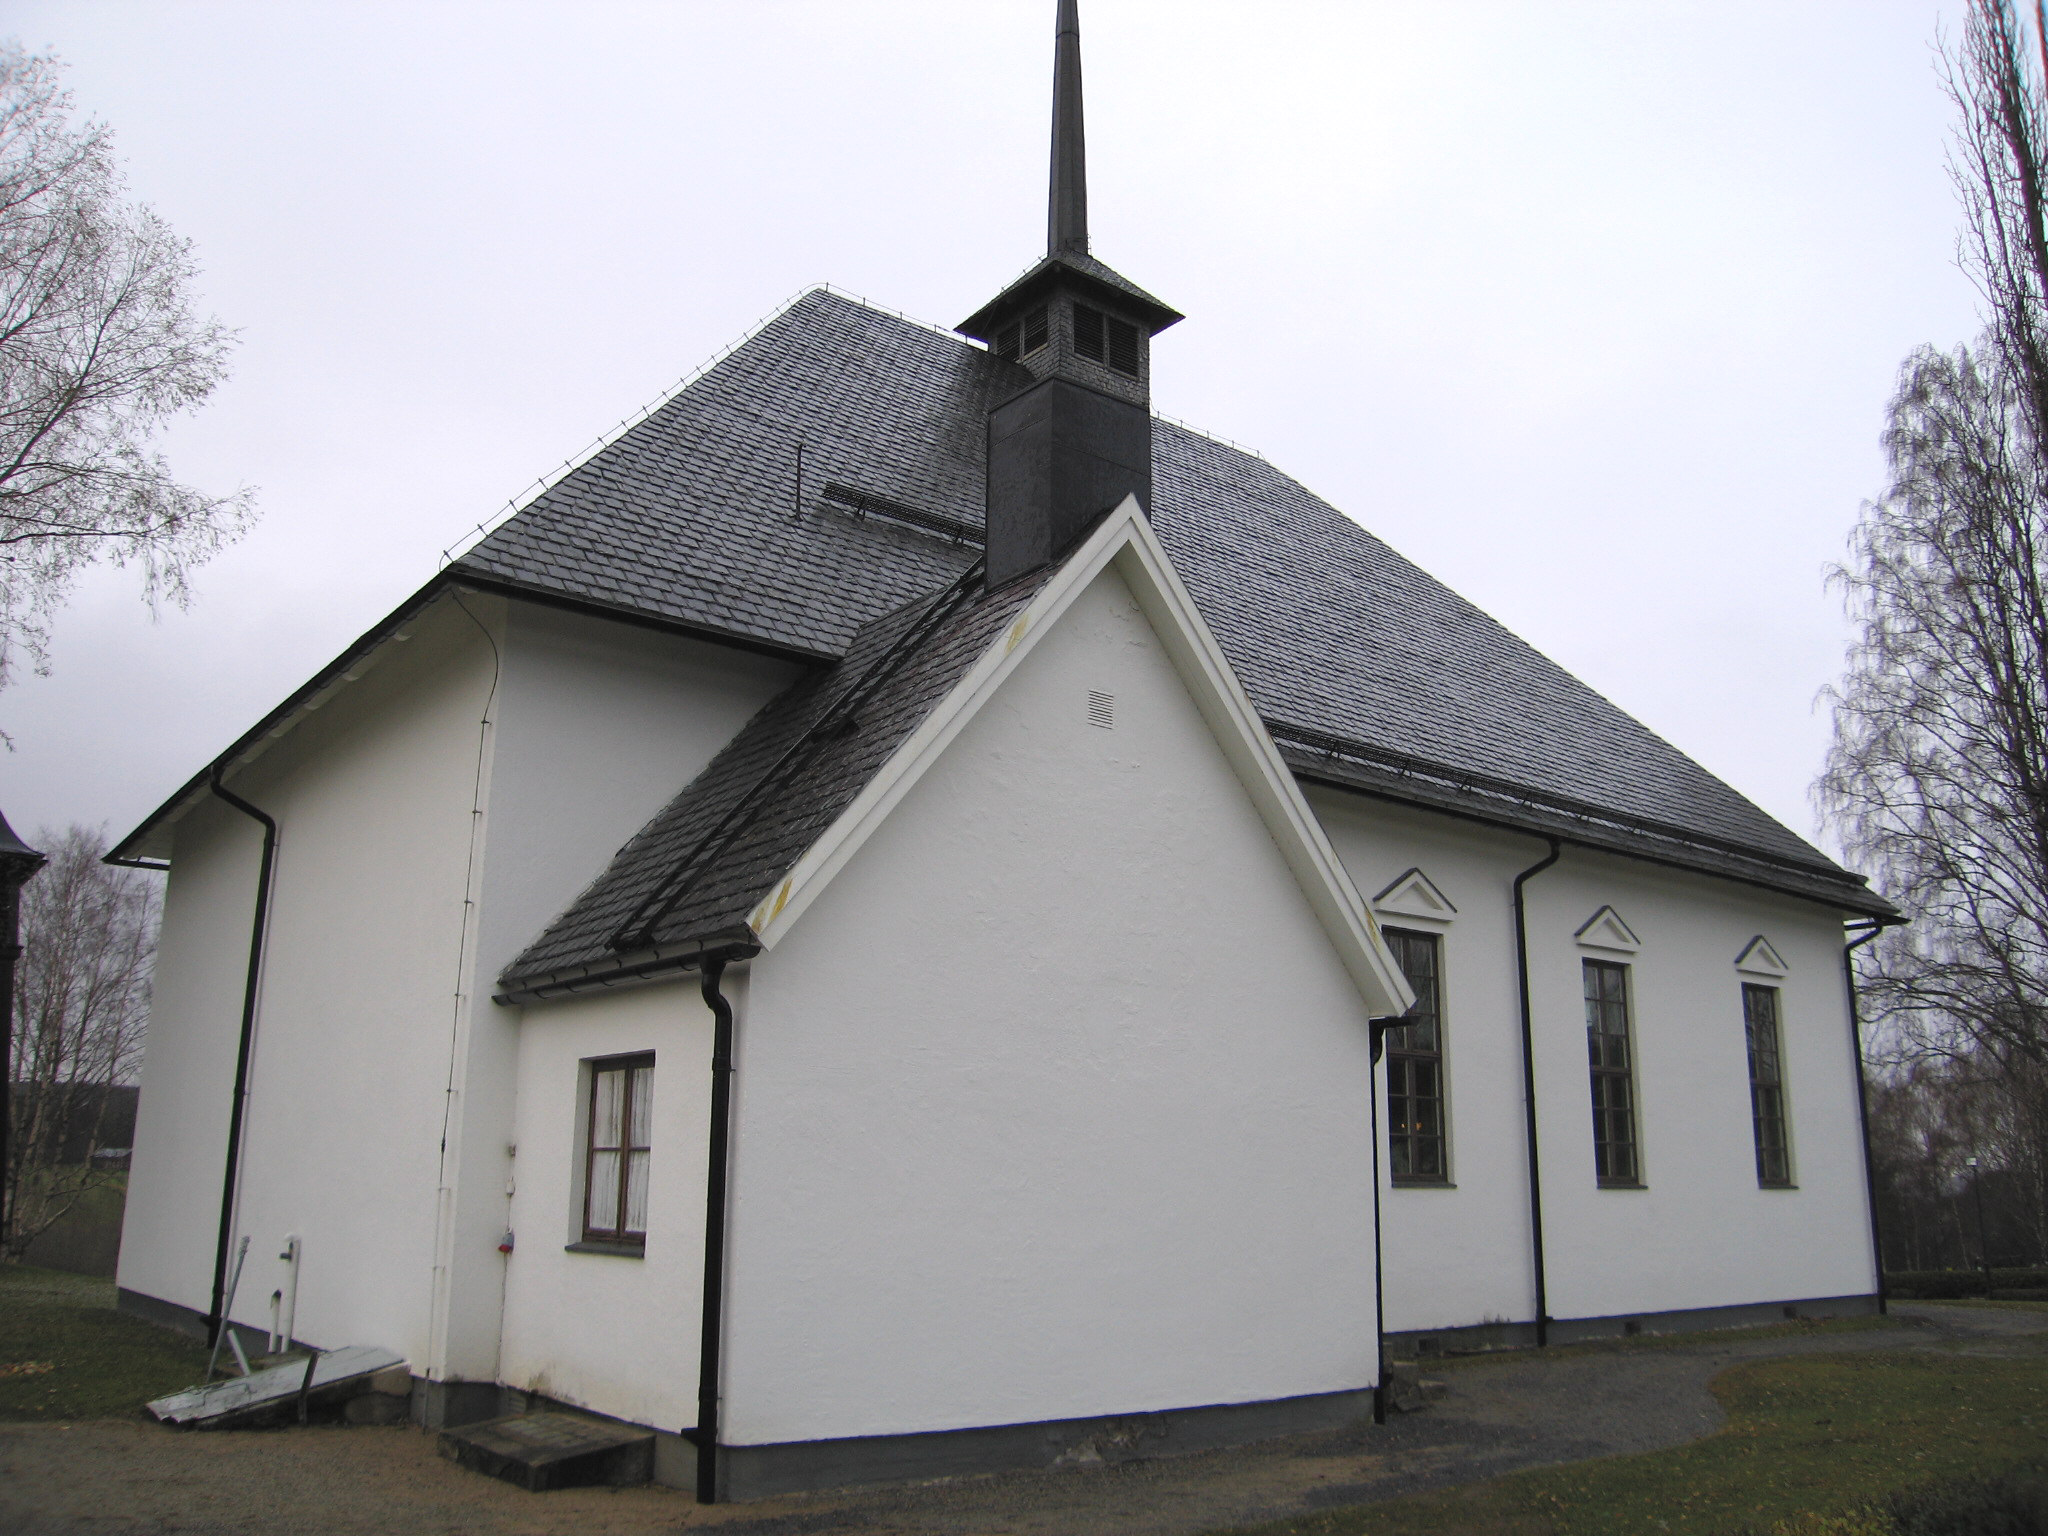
[961,0,1183,586]
[1048,0,1088,257]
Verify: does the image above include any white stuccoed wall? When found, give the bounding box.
[496,979,717,1429]
[118,793,277,1318]
[121,595,503,1361]
[723,566,1384,1449]
[437,605,800,1385]
[120,592,800,1378]
[1308,791,1877,1335]
[1302,794,1542,1334]
[1526,852,1873,1319]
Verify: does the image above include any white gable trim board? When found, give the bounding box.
[744,496,1415,1021]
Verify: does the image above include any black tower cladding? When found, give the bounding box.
[958,0,1182,587]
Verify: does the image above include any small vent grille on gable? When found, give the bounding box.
[1087,690,1115,729]
[1073,303,1140,377]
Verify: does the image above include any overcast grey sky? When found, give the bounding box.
[0,1,1978,860]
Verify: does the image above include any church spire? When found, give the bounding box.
[959,0,1183,585]
[1048,0,1088,257]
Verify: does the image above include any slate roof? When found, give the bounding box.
[115,283,1888,937]
[456,292,994,658]
[453,287,1890,982]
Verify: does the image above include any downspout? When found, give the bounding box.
[1843,919,1894,1315]
[206,770,278,1347]
[694,953,747,1504]
[1366,1015,1400,1424]
[1512,838,1562,1347]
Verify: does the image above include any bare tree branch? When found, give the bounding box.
[0,41,253,688]
[1,825,156,1260]
[1820,4,2048,1259]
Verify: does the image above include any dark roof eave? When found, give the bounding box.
[958,256,1184,340]
[494,927,761,1007]
[105,573,456,868]
[1285,748,1899,921]
[105,569,841,869]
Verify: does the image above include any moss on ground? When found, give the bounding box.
[1217,1349,2048,1536]
[0,1263,209,1421]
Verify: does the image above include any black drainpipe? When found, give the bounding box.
[206,770,278,1347]
[694,953,749,1504]
[1366,1015,1401,1424]
[1843,920,1893,1315]
[1512,838,1562,1348]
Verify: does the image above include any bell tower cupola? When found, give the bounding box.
[961,0,1182,586]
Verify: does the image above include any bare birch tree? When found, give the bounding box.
[1820,0,2048,1246]
[1,825,156,1261]
[0,40,251,686]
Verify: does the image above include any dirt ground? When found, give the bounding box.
[2,1304,2041,1536]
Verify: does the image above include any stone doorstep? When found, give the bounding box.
[439,1411,657,1493]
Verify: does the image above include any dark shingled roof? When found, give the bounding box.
[455,285,1884,993]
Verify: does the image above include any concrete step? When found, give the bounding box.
[439,1411,656,1492]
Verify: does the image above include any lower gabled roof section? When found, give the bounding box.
[498,498,1418,1021]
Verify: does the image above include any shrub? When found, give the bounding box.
[1888,1467,2048,1536]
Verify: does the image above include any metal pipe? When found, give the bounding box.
[1512,838,1563,1347]
[1367,1015,1400,1424]
[1843,920,1894,1314]
[695,955,742,1503]
[207,771,278,1347]
[279,1234,301,1350]
[204,1235,250,1383]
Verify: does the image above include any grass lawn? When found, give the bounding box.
[0,1263,210,1421]
[1219,1347,2048,1536]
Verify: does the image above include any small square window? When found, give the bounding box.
[584,1054,654,1247]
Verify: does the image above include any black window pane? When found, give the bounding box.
[1744,985,1791,1185]
[1384,928,1448,1184]
[1585,960,1639,1185]
[1023,306,1049,354]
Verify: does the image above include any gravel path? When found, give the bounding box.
[1,1304,2039,1536]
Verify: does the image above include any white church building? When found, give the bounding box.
[111,1,1896,1501]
